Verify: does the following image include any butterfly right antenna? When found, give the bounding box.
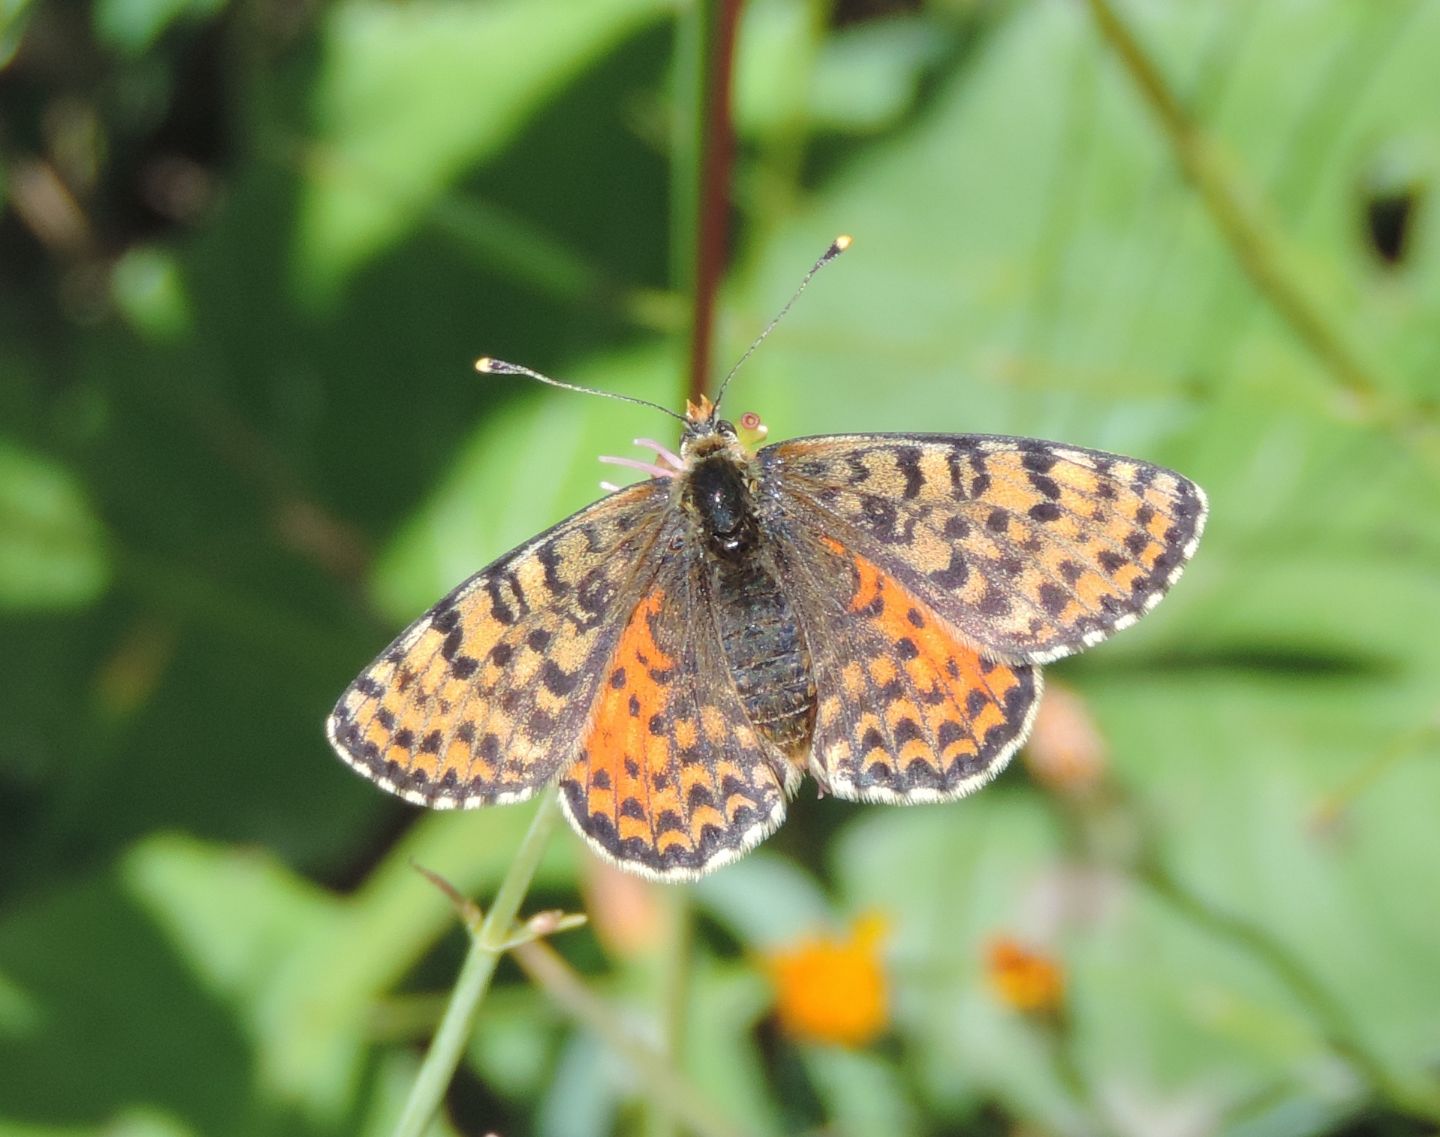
[712,234,851,410]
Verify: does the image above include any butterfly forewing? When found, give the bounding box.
[764,434,1207,664]
[327,480,671,806]
[559,562,792,880]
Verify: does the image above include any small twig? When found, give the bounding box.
[410,861,588,949]
[391,790,563,1137]
[1309,715,1440,834]
[409,859,484,928]
[494,909,589,951]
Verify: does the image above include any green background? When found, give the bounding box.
[2,1,1438,1134]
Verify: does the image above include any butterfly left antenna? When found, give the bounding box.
[476,357,688,424]
[712,234,851,410]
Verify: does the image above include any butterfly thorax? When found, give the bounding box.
[684,450,758,557]
[678,420,817,763]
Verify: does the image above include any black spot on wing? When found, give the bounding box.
[541,659,579,696]
[895,446,924,500]
[1038,583,1068,616]
[1020,446,1058,474]
[930,549,970,590]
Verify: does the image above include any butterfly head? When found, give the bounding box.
[679,393,747,464]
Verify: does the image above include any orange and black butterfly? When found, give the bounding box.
[327,245,1207,880]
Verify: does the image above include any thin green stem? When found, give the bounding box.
[669,2,704,328]
[1310,715,1440,832]
[646,888,694,1137]
[1046,780,1440,1121]
[1138,853,1440,1120]
[1081,0,1396,423]
[1045,1012,1118,1137]
[391,790,563,1137]
[513,936,756,1137]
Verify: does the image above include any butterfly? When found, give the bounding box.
[327,390,1207,880]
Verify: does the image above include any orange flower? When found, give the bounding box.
[763,914,890,1046]
[986,938,1065,1015]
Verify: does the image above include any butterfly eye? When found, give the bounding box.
[717,419,739,439]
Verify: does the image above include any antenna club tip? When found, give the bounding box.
[476,357,522,375]
[833,234,853,251]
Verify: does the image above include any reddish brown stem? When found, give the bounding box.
[687,0,743,405]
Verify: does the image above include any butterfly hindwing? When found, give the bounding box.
[764,434,1207,663]
[558,567,792,880]
[326,481,670,807]
[775,530,1040,802]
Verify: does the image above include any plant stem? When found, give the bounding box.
[684,0,743,405]
[1081,0,1396,423]
[647,888,694,1137]
[512,936,756,1137]
[1139,853,1440,1120]
[1045,1011,1119,1137]
[1310,715,1440,833]
[391,790,563,1137]
[1049,780,1440,1121]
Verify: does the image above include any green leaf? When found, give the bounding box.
[111,246,194,342]
[806,16,947,133]
[295,0,672,302]
[0,441,109,611]
[92,0,225,56]
[0,0,35,70]
[802,1046,919,1137]
[0,847,258,1132]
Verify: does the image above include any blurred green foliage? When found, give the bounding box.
[2,1,1439,1136]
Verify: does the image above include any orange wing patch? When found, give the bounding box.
[327,482,669,808]
[798,537,1040,803]
[559,586,790,880]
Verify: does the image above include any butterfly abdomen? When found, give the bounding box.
[684,449,816,760]
[710,552,816,759]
